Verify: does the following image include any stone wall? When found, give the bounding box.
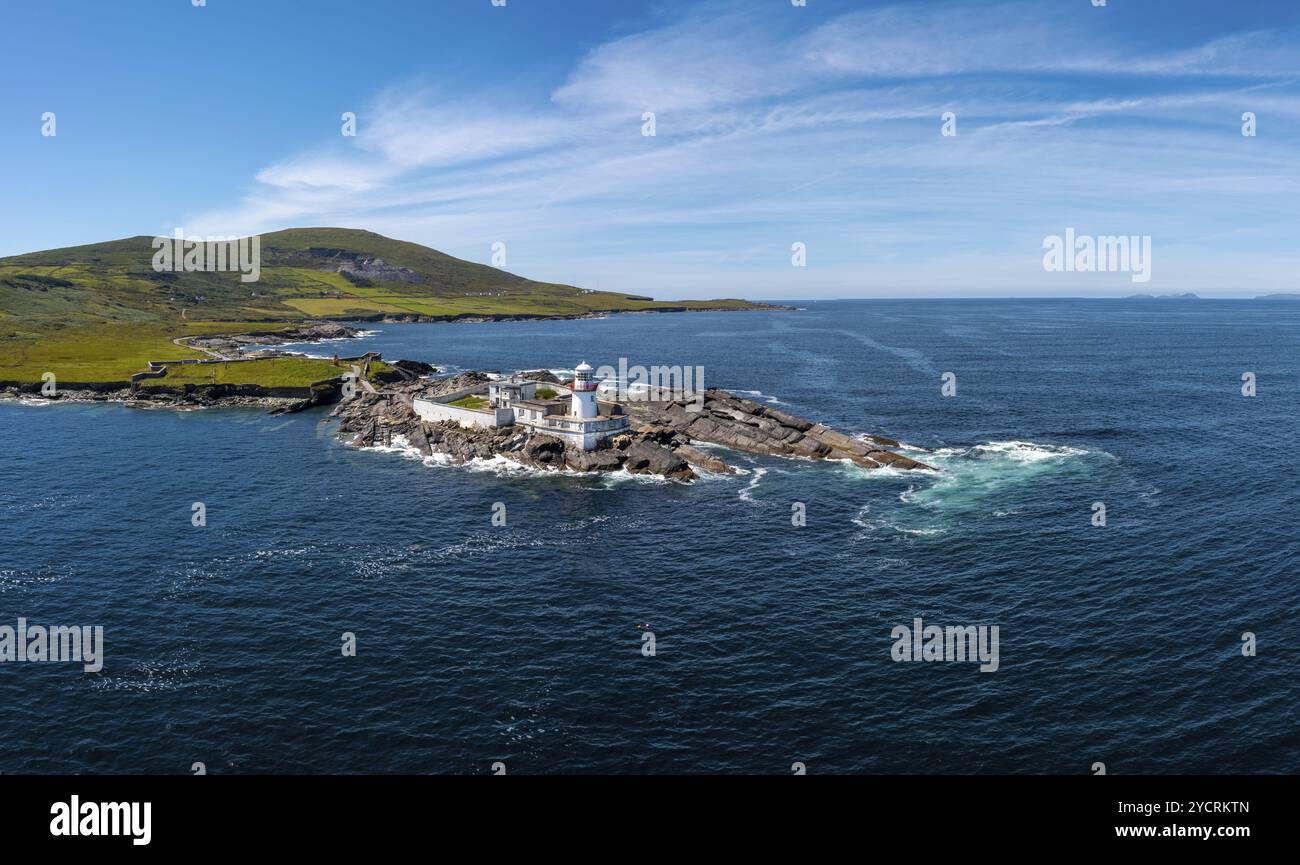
[413,388,511,429]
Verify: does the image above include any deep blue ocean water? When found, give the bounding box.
[1,299,1296,774]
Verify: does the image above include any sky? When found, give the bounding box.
[2,0,1298,298]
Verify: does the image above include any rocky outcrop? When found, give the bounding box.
[334,257,421,285]
[188,322,365,358]
[519,369,561,384]
[328,371,935,481]
[564,448,625,473]
[389,359,438,379]
[672,443,735,475]
[277,322,361,342]
[624,389,937,472]
[426,371,492,397]
[0,385,303,410]
[619,439,694,481]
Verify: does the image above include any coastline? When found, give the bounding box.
[311,302,794,326]
[2,352,939,482]
[0,386,323,413]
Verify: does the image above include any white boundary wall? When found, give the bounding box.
[413,397,511,429]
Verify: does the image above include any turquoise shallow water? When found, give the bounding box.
[1,299,1296,773]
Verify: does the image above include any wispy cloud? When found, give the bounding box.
[188,0,1300,297]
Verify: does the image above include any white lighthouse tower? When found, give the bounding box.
[571,361,599,419]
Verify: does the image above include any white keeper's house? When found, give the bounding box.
[413,361,630,451]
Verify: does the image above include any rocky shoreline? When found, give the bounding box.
[364,304,794,325]
[0,354,432,413]
[183,322,366,359]
[333,371,937,481]
[183,308,797,357]
[0,385,315,411]
[3,355,939,481]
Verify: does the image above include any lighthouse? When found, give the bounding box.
[571,361,598,418]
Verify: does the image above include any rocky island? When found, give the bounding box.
[333,368,937,481]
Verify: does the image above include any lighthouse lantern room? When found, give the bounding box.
[571,361,599,419]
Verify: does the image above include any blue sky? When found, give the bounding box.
[3,0,1298,298]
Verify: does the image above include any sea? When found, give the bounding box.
[1,299,1296,774]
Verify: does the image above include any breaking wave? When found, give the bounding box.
[847,439,1101,536]
[738,466,767,502]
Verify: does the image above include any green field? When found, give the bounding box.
[147,358,338,388]
[141,356,390,390]
[447,394,490,410]
[0,227,771,387]
[0,323,203,385]
[0,321,317,385]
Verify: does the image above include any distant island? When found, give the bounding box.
[1121,292,1200,300]
[0,227,781,396]
[1256,293,1300,300]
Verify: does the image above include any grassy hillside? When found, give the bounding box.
[0,227,769,387]
[0,227,763,332]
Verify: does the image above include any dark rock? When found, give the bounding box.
[519,369,561,384]
[408,425,433,456]
[422,371,492,398]
[623,440,695,481]
[565,448,625,473]
[673,443,735,474]
[762,406,814,432]
[638,425,677,444]
[519,434,566,466]
[391,359,438,378]
[498,431,529,453]
[624,387,937,471]
[866,450,932,471]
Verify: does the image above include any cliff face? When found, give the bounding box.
[332,376,937,481]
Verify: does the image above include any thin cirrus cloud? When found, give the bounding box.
[188,0,1300,298]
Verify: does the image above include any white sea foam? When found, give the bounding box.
[685,463,734,481]
[435,533,551,558]
[421,451,558,479]
[851,502,946,538]
[835,460,915,480]
[850,437,1099,534]
[905,439,1097,510]
[357,434,684,483]
[970,440,1089,463]
[256,330,382,359]
[363,435,425,460]
[732,389,786,405]
[599,467,673,486]
[738,466,767,502]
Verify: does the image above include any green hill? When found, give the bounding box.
[0,227,762,331]
[0,228,769,387]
